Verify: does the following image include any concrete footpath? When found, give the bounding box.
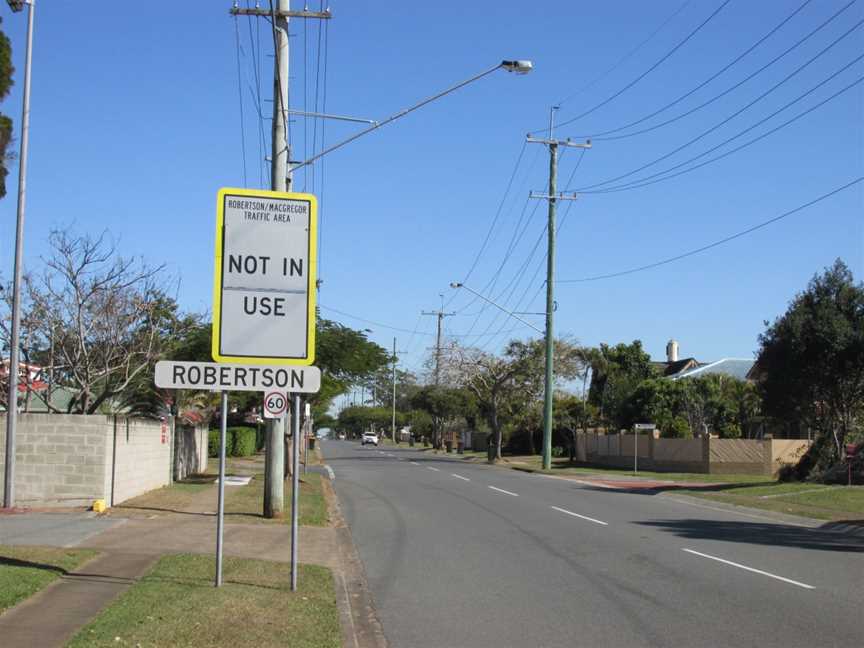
[0,474,387,648]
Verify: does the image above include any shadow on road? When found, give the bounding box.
[636,518,864,552]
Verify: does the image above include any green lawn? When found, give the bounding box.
[110,474,215,517]
[685,482,864,521]
[224,471,328,526]
[0,545,98,614]
[67,554,340,648]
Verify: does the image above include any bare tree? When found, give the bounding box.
[32,229,173,414]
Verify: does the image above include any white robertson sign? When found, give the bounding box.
[155,361,321,393]
[212,187,317,365]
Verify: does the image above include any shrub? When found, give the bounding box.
[551,446,566,457]
[208,426,258,457]
[208,430,220,458]
[228,427,256,457]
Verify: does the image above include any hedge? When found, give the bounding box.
[208,426,258,458]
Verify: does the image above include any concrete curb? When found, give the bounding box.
[321,470,389,648]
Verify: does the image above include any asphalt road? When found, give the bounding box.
[322,440,863,648]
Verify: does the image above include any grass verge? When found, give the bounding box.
[67,554,340,648]
[0,545,98,614]
[682,483,864,522]
[109,474,216,518]
[224,471,328,526]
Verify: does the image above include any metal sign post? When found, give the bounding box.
[633,423,656,475]
[291,393,301,591]
[215,391,228,587]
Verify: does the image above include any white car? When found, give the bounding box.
[361,432,379,446]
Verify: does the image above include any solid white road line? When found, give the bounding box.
[488,485,519,497]
[427,466,440,472]
[681,548,815,590]
[549,505,608,526]
[324,465,336,480]
[451,474,470,482]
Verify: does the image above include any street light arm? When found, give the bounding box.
[292,61,527,173]
[450,282,544,335]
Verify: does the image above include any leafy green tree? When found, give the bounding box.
[756,259,864,473]
[409,385,473,449]
[586,341,657,431]
[0,17,14,199]
[311,317,389,420]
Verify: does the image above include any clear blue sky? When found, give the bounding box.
[0,0,861,381]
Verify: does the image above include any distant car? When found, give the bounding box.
[361,432,379,446]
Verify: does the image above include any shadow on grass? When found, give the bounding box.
[637,518,864,552]
[0,557,69,575]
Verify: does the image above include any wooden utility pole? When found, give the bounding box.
[527,106,591,471]
[230,0,331,518]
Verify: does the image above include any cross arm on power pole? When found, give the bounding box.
[230,6,332,19]
[526,136,592,148]
[529,191,579,201]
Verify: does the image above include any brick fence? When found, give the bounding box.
[0,414,208,507]
[575,432,810,476]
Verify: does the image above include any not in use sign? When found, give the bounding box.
[212,188,317,365]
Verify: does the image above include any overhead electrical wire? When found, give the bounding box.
[474,150,588,351]
[575,17,864,192]
[578,61,864,194]
[233,16,249,187]
[557,0,695,106]
[584,0,841,141]
[446,143,543,314]
[558,177,864,283]
[532,0,732,134]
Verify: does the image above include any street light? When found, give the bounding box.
[291,59,533,173]
[3,0,35,509]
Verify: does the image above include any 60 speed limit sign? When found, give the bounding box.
[263,391,288,419]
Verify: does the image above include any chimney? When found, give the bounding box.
[666,339,679,363]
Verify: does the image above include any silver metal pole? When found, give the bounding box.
[391,337,397,443]
[291,393,301,591]
[215,390,228,587]
[4,0,35,509]
[634,430,638,474]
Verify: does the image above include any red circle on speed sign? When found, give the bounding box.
[264,391,288,418]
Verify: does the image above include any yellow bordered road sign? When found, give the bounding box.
[212,187,317,365]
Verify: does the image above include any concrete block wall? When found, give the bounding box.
[0,414,112,507]
[174,423,209,481]
[1,413,180,508]
[109,417,171,505]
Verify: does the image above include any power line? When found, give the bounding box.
[558,177,864,283]
[575,18,864,192]
[451,140,528,291]
[557,0,695,106]
[446,143,543,314]
[533,0,732,133]
[233,16,249,187]
[583,0,832,141]
[578,63,864,194]
[475,151,588,351]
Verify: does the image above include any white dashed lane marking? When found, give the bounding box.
[682,549,815,590]
[427,467,440,472]
[451,474,470,482]
[488,486,518,497]
[549,505,608,526]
